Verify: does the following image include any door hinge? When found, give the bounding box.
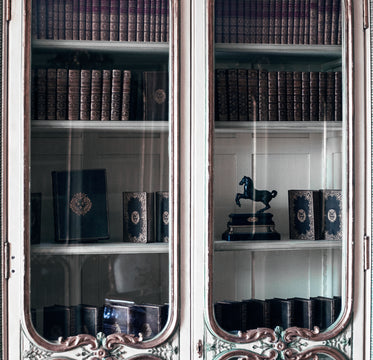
[364,235,371,271]
[3,242,10,280]
[5,0,11,21]
[196,339,203,358]
[364,0,369,29]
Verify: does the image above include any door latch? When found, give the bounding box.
[196,339,203,358]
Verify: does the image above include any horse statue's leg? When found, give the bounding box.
[235,193,242,207]
[258,203,270,213]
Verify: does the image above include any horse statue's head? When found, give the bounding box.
[239,176,252,186]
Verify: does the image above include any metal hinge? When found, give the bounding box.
[363,0,369,29]
[3,241,10,280]
[364,235,371,271]
[196,339,203,358]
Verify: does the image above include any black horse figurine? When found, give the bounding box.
[235,176,277,213]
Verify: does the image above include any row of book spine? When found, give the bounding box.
[215,0,342,45]
[215,69,342,122]
[215,296,341,332]
[32,0,169,42]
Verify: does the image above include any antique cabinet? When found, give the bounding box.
[1,0,371,359]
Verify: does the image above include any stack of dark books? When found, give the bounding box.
[32,0,169,42]
[214,296,341,332]
[215,0,341,45]
[215,69,342,122]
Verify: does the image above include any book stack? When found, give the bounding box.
[215,69,342,122]
[215,0,342,45]
[214,295,341,332]
[32,0,169,42]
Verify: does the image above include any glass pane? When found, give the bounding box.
[29,0,173,343]
[212,0,344,334]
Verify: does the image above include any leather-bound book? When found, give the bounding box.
[68,69,80,121]
[138,304,168,339]
[309,0,318,44]
[255,0,262,43]
[144,0,151,41]
[286,71,294,121]
[47,0,54,39]
[137,0,145,42]
[121,70,131,120]
[36,68,47,120]
[237,69,248,121]
[44,305,72,340]
[268,0,276,43]
[155,0,162,42]
[236,0,244,43]
[242,299,270,330]
[277,71,287,121]
[77,304,103,336]
[85,0,93,40]
[301,71,310,121]
[56,68,68,120]
[291,297,316,329]
[222,0,230,43]
[119,0,129,41]
[281,0,288,44]
[268,71,278,120]
[52,0,59,39]
[101,69,112,121]
[246,0,256,43]
[52,169,109,242]
[91,69,103,120]
[320,189,342,240]
[123,192,155,243]
[303,0,310,43]
[72,0,79,40]
[100,0,111,41]
[38,0,47,39]
[31,193,42,245]
[274,0,282,44]
[258,69,269,121]
[215,0,223,43]
[335,71,342,121]
[287,0,294,44]
[160,0,167,42]
[65,0,73,40]
[268,298,295,329]
[32,0,38,39]
[103,299,134,335]
[47,68,57,120]
[128,0,137,41]
[309,71,319,121]
[80,69,91,121]
[79,0,86,40]
[149,0,156,41]
[248,69,259,121]
[324,0,333,44]
[293,71,302,121]
[262,0,270,43]
[293,0,300,44]
[227,69,239,121]
[110,0,120,41]
[333,296,342,321]
[166,0,169,42]
[311,296,335,330]
[331,0,340,44]
[111,69,122,120]
[58,0,65,39]
[298,0,306,43]
[318,72,327,121]
[214,301,242,332]
[156,191,169,242]
[215,69,229,121]
[288,190,322,240]
[317,0,325,44]
[143,71,168,121]
[92,0,101,40]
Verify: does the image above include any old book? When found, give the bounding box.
[155,0,162,42]
[137,304,168,339]
[227,69,239,121]
[80,69,91,121]
[281,0,288,44]
[261,0,270,43]
[128,0,137,41]
[215,69,229,121]
[293,0,300,44]
[109,0,119,41]
[293,71,302,121]
[258,69,269,121]
[79,0,86,40]
[44,305,72,340]
[255,0,262,43]
[301,71,310,121]
[32,0,38,39]
[242,299,270,330]
[291,297,316,329]
[65,0,73,40]
[31,193,42,245]
[52,169,109,242]
[309,0,318,44]
[245,0,254,43]
[214,301,242,332]
[149,0,156,41]
[101,69,112,121]
[85,0,93,40]
[288,190,322,240]
[331,0,340,44]
[103,299,134,335]
[268,71,278,120]
[100,0,111,41]
[160,0,167,42]
[121,70,132,120]
[137,0,145,41]
[215,0,223,43]
[274,0,282,44]
[143,71,168,121]
[237,69,248,121]
[320,189,342,240]
[311,296,335,330]
[318,72,327,121]
[38,0,47,39]
[309,71,319,121]
[119,0,129,41]
[248,69,259,121]
[335,71,342,121]
[36,68,47,120]
[46,0,54,39]
[287,0,295,44]
[165,0,169,42]
[144,0,151,41]
[31,69,36,120]
[123,192,155,243]
[111,69,122,120]
[56,68,68,120]
[268,0,276,43]
[268,298,295,329]
[58,0,65,39]
[230,0,238,43]
[72,0,80,39]
[286,71,294,121]
[298,0,306,43]
[90,69,102,120]
[92,0,101,40]
[324,0,333,44]
[303,0,310,43]
[277,71,287,121]
[77,304,103,336]
[317,0,325,44]
[47,68,57,120]
[53,0,60,39]
[156,191,169,242]
[68,69,80,120]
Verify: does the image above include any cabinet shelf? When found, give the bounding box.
[214,239,342,251]
[31,242,169,255]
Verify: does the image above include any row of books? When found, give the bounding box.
[33,299,168,341]
[32,0,169,42]
[289,189,342,241]
[215,0,342,45]
[215,69,342,122]
[32,68,168,121]
[215,296,342,332]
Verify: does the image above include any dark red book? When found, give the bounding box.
[119,0,129,41]
[227,69,239,121]
[293,72,302,121]
[47,0,54,39]
[128,0,137,41]
[331,0,340,45]
[160,0,167,42]
[335,71,342,121]
[244,0,253,43]
[298,0,306,43]
[144,0,151,41]
[337,5,341,44]
[301,71,310,121]
[80,69,91,121]
[47,68,57,120]
[91,70,103,120]
[287,0,294,44]
[110,0,120,41]
[237,69,248,121]
[248,69,259,121]
[79,0,86,40]
[258,69,269,121]
[317,0,325,44]
[58,0,65,39]
[303,0,310,43]
[326,72,335,121]
[121,70,132,120]
[165,0,169,42]
[268,0,276,43]
[56,69,68,120]
[324,0,333,44]
[111,69,122,120]
[292,0,300,44]
[286,71,294,121]
[318,72,327,121]
[215,69,229,121]
[101,69,112,121]
[36,69,47,120]
[38,0,47,39]
[136,0,144,41]
[65,0,73,40]
[274,0,282,44]
[85,0,93,40]
[277,71,287,121]
[149,0,156,41]
[262,0,270,43]
[268,71,278,120]
[101,0,111,41]
[281,0,288,44]
[215,0,224,43]
[92,0,101,40]
[68,69,81,121]
[309,0,318,44]
[309,71,319,121]
[72,0,80,40]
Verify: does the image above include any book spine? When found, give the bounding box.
[262,0,270,43]
[91,70,103,120]
[293,71,302,121]
[101,0,111,41]
[325,72,335,121]
[149,0,156,41]
[258,69,269,121]
[143,71,168,120]
[298,0,305,44]
[58,0,65,39]
[215,69,229,121]
[92,0,101,40]
[79,0,86,40]
[335,71,342,121]
[236,0,245,43]
[215,0,223,43]
[318,72,327,121]
[56,69,68,120]
[144,0,151,41]
[47,0,54,39]
[227,69,239,121]
[38,0,47,39]
[72,0,80,40]
[324,0,333,44]
[292,0,300,44]
[301,71,310,121]
[137,0,145,41]
[255,0,262,43]
[53,0,60,39]
[286,71,294,121]
[331,0,340,45]
[160,0,167,42]
[268,0,276,43]
[281,0,289,44]
[128,0,137,41]
[101,70,112,121]
[31,69,36,120]
[309,0,318,44]
[287,0,294,44]
[230,0,238,43]
[166,0,169,42]
[36,69,47,120]
[85,0,93,40]
[47,68,57,120]
[119,0,129,41]
[156,191,169,242]
[121,70,131,120]
[32,0,38,39]
[317,0,325,44]
[110,0,119,41]
[337,4,342,44]
[268,71,278,120]
[68,69,81,121]
[303,0,310,43]
[111,69,122,120]
[237,69,248,121]
[274,0,282,44]
[222,0,230,43]
[309,71,319,121]
[80,69,91,121]
[65,0,73,40]
[248,69,259,121]
[277,71,287,121]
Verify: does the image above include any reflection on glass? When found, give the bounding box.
[212,0,344,333]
